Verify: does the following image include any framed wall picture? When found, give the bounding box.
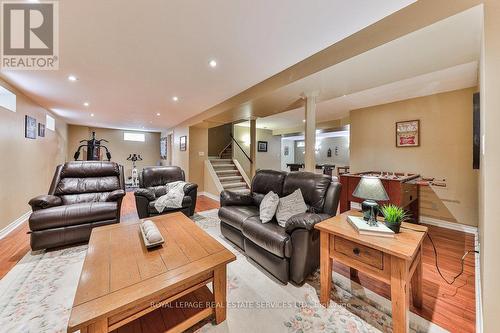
[179,135,187,151]
[396,120,420,147]
[160,137,167,159]
[25,115,37,139]
[284,146,289,156]
[38,123,46,137]
[257,141,268,152]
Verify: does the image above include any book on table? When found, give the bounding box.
[347,215,395,238]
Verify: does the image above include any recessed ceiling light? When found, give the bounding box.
[156,113,161,116]
[83,102,90,107]
[172,96,179,102]
[90,113,94,117]
[209,59,217,68]
[68,75,78,82]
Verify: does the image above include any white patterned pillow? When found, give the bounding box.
[259,191,280,223]
[276,189,307,227]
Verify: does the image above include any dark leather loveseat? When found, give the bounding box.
[28,161,126,251]
[134,166,198,218]
[219,169,341,284]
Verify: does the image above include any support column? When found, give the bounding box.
[304,92,318,172]
[250,118,257,177]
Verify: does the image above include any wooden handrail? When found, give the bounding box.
[230,134,252,163]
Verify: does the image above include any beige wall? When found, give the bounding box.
[171,126,189,179]
[207,124,232,156]
[350,87,478,227]
[233,125,281,176]
[67,125,160,181]
[189,127,208,192]
[0,79,67,230]
[480,1,500,331]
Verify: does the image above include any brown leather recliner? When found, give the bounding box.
[134,166,198,218]
[28,161,126,251]
[219,170,341,284]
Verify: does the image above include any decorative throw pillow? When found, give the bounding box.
[276,189,308,227]
[259,191,280,223]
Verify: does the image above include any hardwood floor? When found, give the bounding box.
[0,193,475,332]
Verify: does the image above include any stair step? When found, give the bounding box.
[210,159,232,163]
[223,182,247,189]
[219,176,243,182]
[216,170,240,176]
[212,164,235,169]
[228,188,250,194]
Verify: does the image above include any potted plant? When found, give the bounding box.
[380,204,410,233]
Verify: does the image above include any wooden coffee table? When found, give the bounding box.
[67,212,236,333]
[315,210,427,333]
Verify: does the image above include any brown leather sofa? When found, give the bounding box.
[28,161,126,251]
[134,166,198,218]
[219,169,341,284]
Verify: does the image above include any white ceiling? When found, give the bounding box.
[0,0,416,131]
[234,5,482,130]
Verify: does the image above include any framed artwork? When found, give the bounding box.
[25,115,37,139]
[396,120,420,147]
[160,137,167,159]
[179,136,187,151]
[38,123,45,137]
[257,141,268,152]
[284,146,289,156]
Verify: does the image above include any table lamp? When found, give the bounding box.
[352,176,389,226]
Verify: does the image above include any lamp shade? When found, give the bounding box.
[352,176,389,201]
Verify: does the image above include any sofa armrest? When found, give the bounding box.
[28,195,62,211]
[285,212,331,234]
[220,190,254,207]
[134,188,156,201]
[183,182,198,195]
[107,189,126,202]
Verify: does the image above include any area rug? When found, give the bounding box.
[0,210,448,333]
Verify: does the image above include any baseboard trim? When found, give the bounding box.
[0,211,30,240]
[198,192,220,202]
[474,232,483,333]
[419,216,477,234]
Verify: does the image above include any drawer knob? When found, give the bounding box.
[353,248,360,256]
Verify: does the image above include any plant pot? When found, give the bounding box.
[384,221,401,233]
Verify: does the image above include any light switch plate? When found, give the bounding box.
[199,151,205,156]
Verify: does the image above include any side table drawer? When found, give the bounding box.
[332,236,383,270]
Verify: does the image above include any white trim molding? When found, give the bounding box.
[419,216,477,234]
[474,231,482,333]
[198,192,220,202]
[0,210,30,240]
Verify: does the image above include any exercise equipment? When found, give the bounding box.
[73,131,112,161]
[127,153,143,187]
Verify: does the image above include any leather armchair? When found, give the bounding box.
[28,161,125,251]
[219,169,341,284]
[134,166,198,218]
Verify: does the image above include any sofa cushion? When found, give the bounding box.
[242,217,292,258]
[259,191,279,223]
[282,172,331,212]
[29,202,118,231]
[218,206,259,230]
[148,196,192,214]
[251,170,287,206]
[276,189,308,227]
[141,166,185,188]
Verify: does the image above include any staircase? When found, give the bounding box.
[219,142,233,159]
[209,158,250,193]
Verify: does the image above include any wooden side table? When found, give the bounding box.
[315,210,427,333]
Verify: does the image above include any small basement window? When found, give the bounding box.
[46,114,55,131]
[0,85,16,112]
[124,132,145,142]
